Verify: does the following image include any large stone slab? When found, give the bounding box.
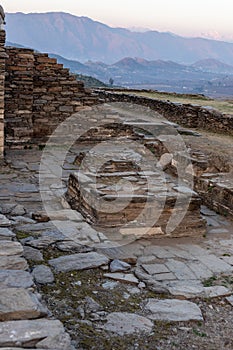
[0,228,16,240]
[203,286,231,298]
[0,256,28,270]
[141,263,170,275]
[144,298,203,321]
[0,288,47,321]
[166,280,204,298]
[23,246,44,261]
[49,252,109,272]
[0,270,33,288]
[17,222,55,232]
[103,312,153,335]
[104,273,139,285]
[0,241,23,256]
[0,214,11,227]
[0,319,73,349]
[165,259,196,280]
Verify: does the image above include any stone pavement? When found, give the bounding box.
[0,103,232,348]
[0,144,232,348]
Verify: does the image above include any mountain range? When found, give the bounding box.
[5,12,233,65]
[41,54,233,96]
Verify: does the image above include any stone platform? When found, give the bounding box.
[66,122,206,239]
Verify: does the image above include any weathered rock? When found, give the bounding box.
[0,319,73,349]
[0,241,23,256]
[49,252,109,272]
[102,281,119,290]
[11,216,35,225]
[0,256,28,270]
[23,246,44,262]
[104,272,139,285]
[0,228,15,240]
[10,204,26,216]
[166,280,204,298]
[226,295,233,306]
[109,259,131,272]
[203,286,232,298]
[134,267,169,293]
[26,236,59,249]
[17,222,54,232]
[0,214,11,227]
[141,263,170,275]
[0,288,47,321]
[0,270,33,288]
[84,297,102,313]
[55,240,93,253]
[144,298,203,321]
[103,312,153,335]
[32,265,54,284]
[0,203,17,215]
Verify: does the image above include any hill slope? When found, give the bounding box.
[5,12,233,64]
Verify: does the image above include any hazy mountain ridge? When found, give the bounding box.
[45,54,233,97]
[191,59,233,74]
[5,12,233,65]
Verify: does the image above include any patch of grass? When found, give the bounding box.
[192,328,207,337]
[203,275,217,287]
[15,231,31,240]
[122,90,233,115]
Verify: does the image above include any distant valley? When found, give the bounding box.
[37,54,233,97]
[5,12,233,97]
[5,12,233,65]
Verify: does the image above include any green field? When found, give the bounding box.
[121,90,233,115]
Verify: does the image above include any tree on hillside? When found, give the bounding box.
[109,77,114,86]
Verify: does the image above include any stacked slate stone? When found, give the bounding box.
[32,52,96,143]
[5,48,34,148]
[4,48,98,148]
[0,29,6,157]
[96,90,233,136]
[67,124,206,238]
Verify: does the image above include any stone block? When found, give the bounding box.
[0,288,47,321]
[0,319,73,349]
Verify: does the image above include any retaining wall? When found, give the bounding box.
[96,90,233,136]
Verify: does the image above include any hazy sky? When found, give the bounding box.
[1,0,233,40]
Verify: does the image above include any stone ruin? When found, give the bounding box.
[66,104,206,239]
[0,7,232,348]
[0,7,231,239]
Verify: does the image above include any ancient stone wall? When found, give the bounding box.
[96,90,233,136]
[4,48,98,148]
[5,48,34,148]
[0,29,6,157]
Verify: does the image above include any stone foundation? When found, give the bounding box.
[66,121,206,238]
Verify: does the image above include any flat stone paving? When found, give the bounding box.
[0,121,232,348]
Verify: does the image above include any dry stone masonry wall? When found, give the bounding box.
[96,90,233,136]
[0,29,6,158]
[4,47,98,148]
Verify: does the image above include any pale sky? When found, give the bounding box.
[1,0,233,40]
